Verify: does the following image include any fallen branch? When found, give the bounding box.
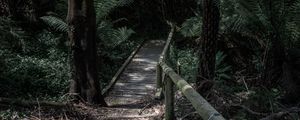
[138,102,151,115]
[231,104,268,116]
[260,107,300,120]
[0,97,67,108]
[138,98,160,115]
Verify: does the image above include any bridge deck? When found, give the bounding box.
[99,40,165,119]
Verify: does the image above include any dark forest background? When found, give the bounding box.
[0,0,300,119]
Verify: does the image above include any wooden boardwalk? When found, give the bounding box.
[99,40,165,119]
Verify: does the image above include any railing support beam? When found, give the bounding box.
[165,76,174,120]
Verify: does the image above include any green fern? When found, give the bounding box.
[98,21,135,49]
[113,27,135,46]
[180,15,202,37]
[227,0,300,48]
[40,16,68,32]
[95,0,133,23]
[39,0,136,53]
[215,51,232,81]
[0,17,27,51]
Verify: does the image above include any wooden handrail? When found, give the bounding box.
[156,23,225,120]
[158,23,175,63]
[160,62,225,120]
[156,23,175,94]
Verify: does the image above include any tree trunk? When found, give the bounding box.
[67,0,107,105]
[196,0,220,93]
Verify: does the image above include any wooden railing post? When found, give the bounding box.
[155,64,163,99]
[165,76,174,120]
[156,64,162,88]
[176,61,181,75]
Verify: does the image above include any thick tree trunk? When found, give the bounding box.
[67,0,107,105]
[196,0,220,93]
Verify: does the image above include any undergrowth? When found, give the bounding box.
[169,42,286,120]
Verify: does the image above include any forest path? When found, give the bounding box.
[97,40,165,119]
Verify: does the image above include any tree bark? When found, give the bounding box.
[67,0,107,105]
[196,0,220,93]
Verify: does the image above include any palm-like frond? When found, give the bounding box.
[95,0,133,23]
[215,51,232,80]
[230,0,270,35]
[113,27,135,45]
[180,16,202,37]
[97,21,135,49]
[0,17,27,51]
[40,16,68,32]
[226,0,300,49]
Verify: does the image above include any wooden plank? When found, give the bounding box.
[102,41,146,96]
[160,62,225,120]
[165,76,175,120]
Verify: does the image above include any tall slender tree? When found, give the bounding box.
[67,0,107,105]
[196,0,220,93]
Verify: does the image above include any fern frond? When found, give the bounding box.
[180,16,202,37]
[97,21,135,48]
[95,0,133,22]
[40,16,68,32]
[114,27,135,44]
[285,0,300,24]
[215,51,232,80]
[0,17,27,50]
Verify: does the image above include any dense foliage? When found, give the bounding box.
[170,0,300,119]
[0,0,138,100]
[0,0,300,119]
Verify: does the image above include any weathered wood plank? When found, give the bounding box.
[102,41,146,96]
[160,62,225,120]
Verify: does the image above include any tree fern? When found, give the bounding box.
[40,16,68,33]
[39,0,136,50]
[97,21,135,49]
[180,15,202,37]
[113,27,135,46]
[95,0,133,23]
[0,17,27,51]
[215,51,232,81]
[226,0,300,49]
